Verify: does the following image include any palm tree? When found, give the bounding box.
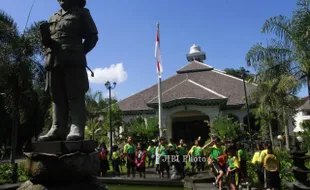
[247,0,310,97]
[0,10,48,172]
[247,39,302,150]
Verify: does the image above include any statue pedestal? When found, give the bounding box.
[18,140,107,190]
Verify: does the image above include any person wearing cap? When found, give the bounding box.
[38,0,98,141]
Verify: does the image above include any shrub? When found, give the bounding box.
[210,116,243,142]
[0,162,29,185]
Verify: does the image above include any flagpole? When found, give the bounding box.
[156,23,163,138]
[158,75,163,138]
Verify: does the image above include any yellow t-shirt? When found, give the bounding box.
[251,151,261,164]
[259,149,268,163]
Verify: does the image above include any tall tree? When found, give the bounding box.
[247,0,310,98]
[0,10,48,149]
[224,67,255,81]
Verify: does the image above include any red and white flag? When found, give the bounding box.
[155,23,163,77]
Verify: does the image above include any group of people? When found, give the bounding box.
[252,142,281,190]
[96,136,147,178]
[96,136,281,190]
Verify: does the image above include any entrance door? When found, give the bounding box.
[172,119,209,146]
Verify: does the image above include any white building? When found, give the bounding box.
[293,97,310,133]
[118,45,263,143]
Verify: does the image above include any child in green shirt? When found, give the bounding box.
[123,136,136,178]
[188,139,203,172]
[236,142,247,183]
[203,137,225,190]
[158,137,169,178]
[226,145,240,190]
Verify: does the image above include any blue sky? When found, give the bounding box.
[2,0,307,99]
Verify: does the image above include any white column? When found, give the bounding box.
[166,116,172,140]
[119,126,124,138]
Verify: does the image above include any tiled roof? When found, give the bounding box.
[177,60,213,74]
[117,61,257,113]
[147,79,226,104]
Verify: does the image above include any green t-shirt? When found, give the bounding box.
[193,146,203,157]
[210,145,223,161]
[238,149,246,161]
[158,145,167,156]
[147,146,156,154]
[123,143,136,154]
[112,150,120,160]
[177,144,187,155]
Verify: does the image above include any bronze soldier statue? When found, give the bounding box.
[38,0,98,141]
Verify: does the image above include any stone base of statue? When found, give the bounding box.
[18,140,107,190]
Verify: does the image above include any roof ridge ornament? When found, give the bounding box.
[186,44,206,62]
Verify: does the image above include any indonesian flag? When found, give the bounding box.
[155,23,163,77]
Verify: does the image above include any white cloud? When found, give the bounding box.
[87,63,128,84]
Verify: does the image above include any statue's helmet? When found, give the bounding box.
[57,0,86,8]
[78,0,86,8]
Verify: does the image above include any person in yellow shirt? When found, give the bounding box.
[263,147,281,189]
[147,141,156,168]
[259,142,269,185]
[251,142,264,185]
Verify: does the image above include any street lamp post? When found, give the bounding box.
[105,81,116,160]
[241,69,254,154]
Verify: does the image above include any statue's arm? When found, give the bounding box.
[81,9,99,55]
[83,34,98,55]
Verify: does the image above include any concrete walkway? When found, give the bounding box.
[98,174,183,187]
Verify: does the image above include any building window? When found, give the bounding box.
[303,111,310,116]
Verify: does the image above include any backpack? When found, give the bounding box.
[264,154,279,172]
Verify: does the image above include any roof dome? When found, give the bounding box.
[189,44,202,54]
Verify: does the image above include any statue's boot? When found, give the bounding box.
[38,103,68,141]
[67,98,86,141]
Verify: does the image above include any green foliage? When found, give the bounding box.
[210,116,243,142]
[224,67,254,81]
[299,120,310,150]
[103,103,124,145]
[123,117,158,143]
[0,163,29,185]
[274,150,295,183]
[84,89,123,146]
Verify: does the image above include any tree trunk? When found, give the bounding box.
[283,107,290,151]
[268,121,274,149]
